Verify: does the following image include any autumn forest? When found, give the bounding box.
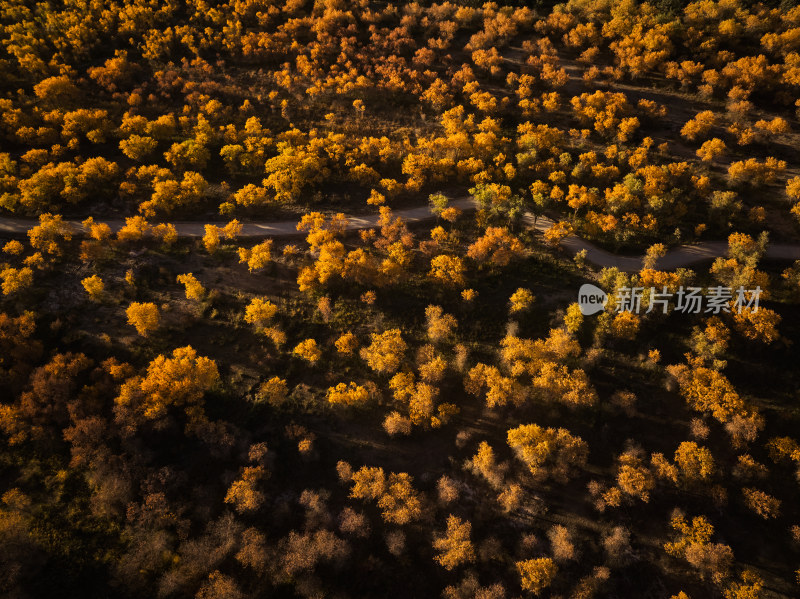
[2,0,800,597]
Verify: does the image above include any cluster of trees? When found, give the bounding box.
[4,193,800,599]
[0,0,796,248]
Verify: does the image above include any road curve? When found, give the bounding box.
[1,197,799,273]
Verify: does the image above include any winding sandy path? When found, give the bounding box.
[2,197,799,273]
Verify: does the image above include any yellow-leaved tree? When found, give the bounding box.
[429,254,466,287]
[176,273,205,301]
[509,288,535,313]
[125,302,159,336]
[433,515,475,570]
[81,275,104,300]
[425,305,458,342]
[335,332,359,355]
[516,558,557,594]
[1,267,34,295]
[244,298,278,327]
[113,346,219,435]
[238,240,273,272]
[360,329,407,374]
[507,423,588,482]
[293,339,322,363]
[327,382,370,406]
[244,297,284,346]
